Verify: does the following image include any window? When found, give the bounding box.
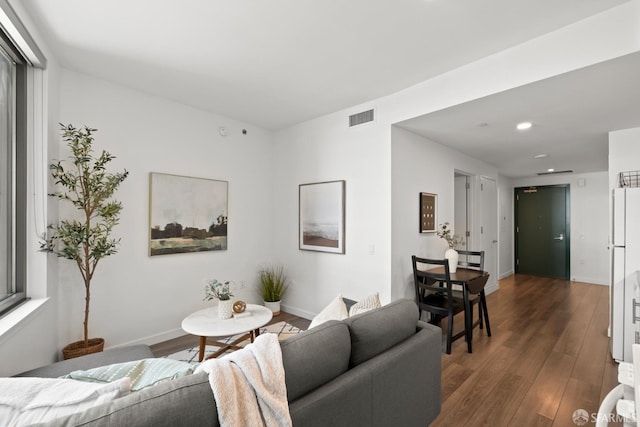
[0,0,46,316]
[0,44,13,304]
[0,35,26,315]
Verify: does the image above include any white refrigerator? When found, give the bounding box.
[611,187,640,363]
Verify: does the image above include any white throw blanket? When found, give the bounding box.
[0,377,130,427]
[195,333,292,427]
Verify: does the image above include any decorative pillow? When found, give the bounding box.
[309,294,349,329]
[348,292,381,316]
[0,377,130,427]
[63,358,194,391]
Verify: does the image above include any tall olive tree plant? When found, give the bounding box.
[47,124,128,350]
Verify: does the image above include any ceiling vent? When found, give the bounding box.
[537,170,573,176]
[349,109,374,127]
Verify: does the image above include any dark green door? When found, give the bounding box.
[515,185,570,279]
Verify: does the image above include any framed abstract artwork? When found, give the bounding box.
[419,192,437,233]
[299,180,345,254]
[149,173,228,256]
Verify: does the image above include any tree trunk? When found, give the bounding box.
[84,277,90,348]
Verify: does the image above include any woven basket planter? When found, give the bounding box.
[62,338,105,360]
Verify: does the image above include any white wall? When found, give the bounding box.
[390,127,498,300]
[55,70,275,350]
[511,171,609,285]
[609,127,640,190]
[272,106,391,318]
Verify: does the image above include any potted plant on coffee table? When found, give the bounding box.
[45,124,128,359]
[204,279,234,319]
[258,265,289,316]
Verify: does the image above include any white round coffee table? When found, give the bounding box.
[181,303,273,361]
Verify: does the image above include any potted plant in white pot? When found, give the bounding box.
[204,279,234,319]
[45,124,129,359]
[258,265,288,316]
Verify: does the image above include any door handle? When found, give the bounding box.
[554,233,564,241]
[492,240,498,244]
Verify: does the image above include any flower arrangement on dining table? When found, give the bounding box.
[436,222,464,249]
[203,279,234,301]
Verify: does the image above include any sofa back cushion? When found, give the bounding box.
[280,320,351,402]
[343,298,419,367]
[30,373,218,427]
[16,345,155,378]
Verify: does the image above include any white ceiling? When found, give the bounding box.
[397,52,640,178]
[17,0,637,178]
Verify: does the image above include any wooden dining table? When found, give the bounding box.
[423,266,488,293]
[420,266,491,352]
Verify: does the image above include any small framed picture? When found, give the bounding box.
[299,180,345,254]
[419,192,437,233]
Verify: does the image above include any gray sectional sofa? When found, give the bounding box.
[19,298,442,426]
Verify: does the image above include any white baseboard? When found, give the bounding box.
[499,270,514,280]
[571,277,609,286]
[280,304,314,320]
[484,282,500,295]
[498,271,608,286]
[109,327,186,349]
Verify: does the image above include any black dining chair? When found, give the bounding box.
[412,256,468,354]
[455,250,491,341]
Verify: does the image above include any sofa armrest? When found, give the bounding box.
[15,344,154,378]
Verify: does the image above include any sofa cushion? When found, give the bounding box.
[63,358,195,391]
[29,373,217,427]
[16,345,155,378]
[0,377,130,427]
[280,320,351,402]
[308,294,349,329]
[348,292,381,316]
[343,299,419,367]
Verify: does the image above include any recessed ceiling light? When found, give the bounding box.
[547,168,555,172]
[534,154,549,159]
[517,122,532,130]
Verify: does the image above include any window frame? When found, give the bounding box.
[0,35,27,316]
[0,0,44,316]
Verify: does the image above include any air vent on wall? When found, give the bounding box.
[349,109,374,127]
[537,170,573,176]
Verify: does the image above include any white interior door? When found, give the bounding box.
[480,177,498,289]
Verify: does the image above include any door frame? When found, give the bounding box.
[454,172,471,250]
[480,176,498,290]
[514,184,570,279]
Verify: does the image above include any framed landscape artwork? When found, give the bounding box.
[420,192,437,233]
[149,173,228,256]
[299,180,345,254]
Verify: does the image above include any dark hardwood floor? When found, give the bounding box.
[151,275,619,426]
[432,274,619,427]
